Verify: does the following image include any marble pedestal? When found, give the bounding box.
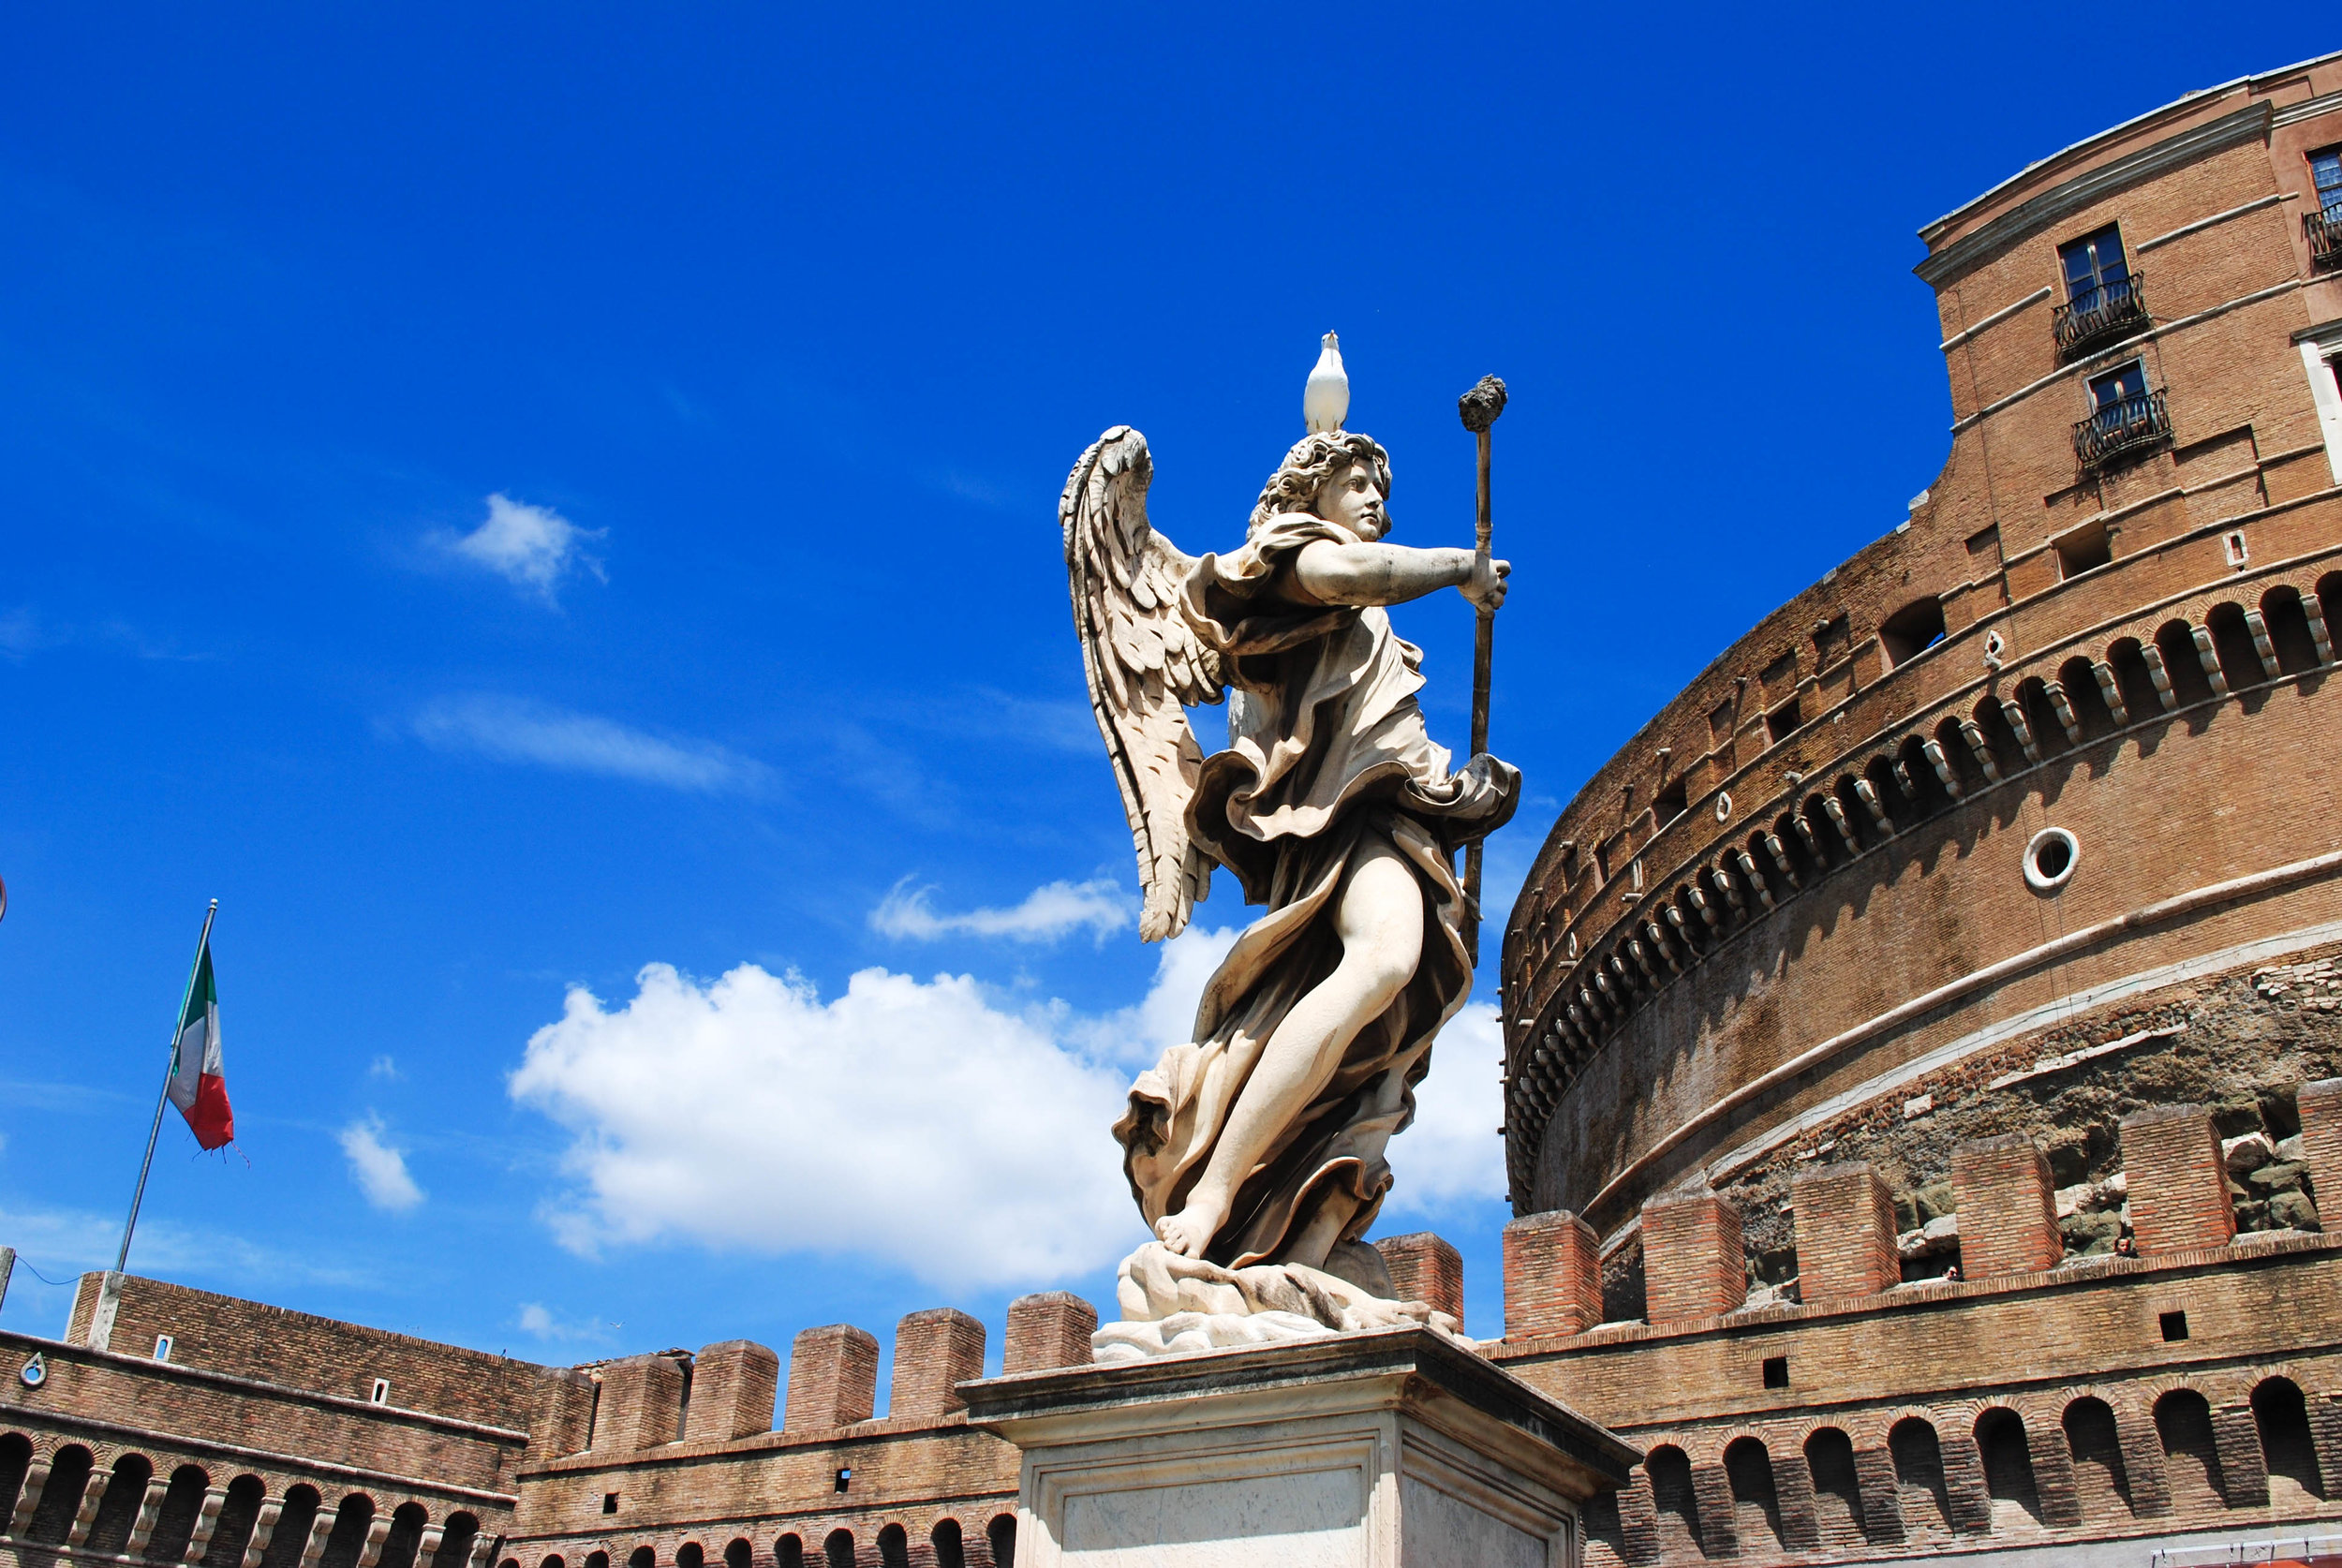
[960,1326,1638,1567]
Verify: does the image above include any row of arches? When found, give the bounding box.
[1587,1376,2334,1565]
[512,1516,1017,1568]
[0,1432,489,1568]
[1506,572,2341,1185]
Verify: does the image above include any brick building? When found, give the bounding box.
[10,52,2342,1568]
[1495,45,2342,1568]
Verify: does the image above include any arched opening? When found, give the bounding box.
[675,1545,704,1568]
[26,1444,95,1544]
[435,1514,482,1568]
[1895,736,1953,817]
[822,1530,853,1568]
[2015,678,2069,758]
[84,1451,156,1556]
[204,1474,271,1568]
[1645,1446,1705,1559]
[316,1493,376,1568]
[0,1433,29,1524]
[1977,1408,2044,1527]
[723,1539,753,1568]
[2062,1398,2134,1520]
[2155,620,2215,706]
[2206,603,2262,688]
[2058,657,2116,739]
[2156,1389,2230,1510]
[585,1554,610,1568]
[1723,1437,1784,1548]
[2318,572,2342,648]
[986,1513,1016,1568]
[1890,1419,1953,1536]
[877,1523,910,1567]
[2253,1378,2324,1502]
[1803,1427,1867,1546]
[150,1463,215,1561]
[1862,755,1911,832]
[2105,637,2161,718]
[260,1486,322,1568]
[2262,587,2321,674]
[774,1537,803,1568]
[1881,596,1948,667]
[368,1503,425,1568]
[541,1557,567,1568]
[627,1548,655,1568]
[1972,698,2027,776]
[930,1518,965,1568]
[1832,776,1874,851]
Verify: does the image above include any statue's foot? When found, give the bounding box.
[1153,1202,1224,1259]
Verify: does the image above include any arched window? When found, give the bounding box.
[2154,621,2215,706]
[2206,603,2263,689]
[26,1444,95,1544]
[1971,697,2028,776]
[723,1538,753,1568]
[822,1531,853,1568]
[929,1519,965,1568]
[1890,1418,1953,1536]
[1977,1408,2043,1527]
[150,1464,215,1561]
[2015,678,2069,759]
[2253,1378,2325,1501]
[877,1523,910,1567]
[627,1548,655,1568]
[2261,587,2321,674]
[1723,1437,1784,1549]
[1645,1446,1705,1559]
[203,1475,272,1568]
[986,1515,1016,1568]
[0,1433,30,1526]
[2155,1389,2229,1509]
[2104,638,2162,719]
[2318,572,2342,650]
[437,1516,484,1568]
[2058,657,2115,740]
[773,1537,803,1568]
[260,1486,323,1568]
[674,1545,704,1568]
[1803,1427,1867,1546]
[541,1556,568,1568]
[585,1553,610,1568]
[83,1452,156,1557]
[316,1493,376,1568]
[2062,1398,2133,1520]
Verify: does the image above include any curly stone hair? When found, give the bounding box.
[1248,431,1392,534]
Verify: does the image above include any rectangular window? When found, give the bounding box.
[601,1494,619,1516]
[1762,1355,1789,1389]
[2089,360,2148,410]
[369,1377,391,1404]
[2314,147,2342,218]
[152,1335,172,1363]
[2054,520,2112,580]
[1653,777,1688,828]
[2159,1309,2189,1342]
[1765,698,1803,746]
[2060,224,2130,305]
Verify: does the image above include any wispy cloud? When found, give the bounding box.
[367,1056,400,1081]
[409,694,770,795]
[339,1116,425,1211]
[516,1302,613,1345]
[434,493,605,602]
[871,877,1134,944]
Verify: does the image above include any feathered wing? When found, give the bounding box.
[1061,426,1224,941]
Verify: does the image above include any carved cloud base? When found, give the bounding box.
[1092,1242,1469,1363]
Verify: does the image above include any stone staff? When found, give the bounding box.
[1458,374,1508,965]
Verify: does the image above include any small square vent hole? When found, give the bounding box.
[2159,1310,2189,1342]
[1762,1355,1789,1389]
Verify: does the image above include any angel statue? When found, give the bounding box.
[1063,339,1519,1359]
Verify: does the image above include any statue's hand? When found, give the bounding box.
[1461,555,1511,613]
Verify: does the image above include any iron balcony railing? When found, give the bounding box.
[2308,204,2342,272]
[2073,387,2171,470]
[2053,272,2150,359]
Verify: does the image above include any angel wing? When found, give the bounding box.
[1061,426,1225,941]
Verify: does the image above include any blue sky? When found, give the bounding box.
[1,7,2324,1379]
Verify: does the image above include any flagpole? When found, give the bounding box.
[114,898,217,1276]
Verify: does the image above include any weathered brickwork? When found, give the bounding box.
[1950,1133,2062,1279]
[2122,1105,2239,1255]
[1789,1162,1899,1302]
[1372,1232,1464,1323]
[1642,1192,1746,1324]
[1504,1210,1605,1339]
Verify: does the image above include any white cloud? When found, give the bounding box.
[506,923,1509,1290]
[339,1117,425,1212]
[368,1055,400,1080]
[517,1302,612,1344]
[870,877,1134,944]
[410,694,769,795]
[439,493,605,600]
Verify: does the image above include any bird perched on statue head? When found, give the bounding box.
[1304,332,1349,433]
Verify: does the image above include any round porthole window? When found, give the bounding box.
[2024,827,2079,893]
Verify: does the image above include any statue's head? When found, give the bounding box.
[1250,431,1392,540]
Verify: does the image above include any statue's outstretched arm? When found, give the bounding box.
[1287,540,1509,612]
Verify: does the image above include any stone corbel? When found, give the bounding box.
[183,1486,232,1563]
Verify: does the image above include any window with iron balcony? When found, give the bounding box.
[2073,359,2170,471]
[2053,225,2149,360]
[2306,147,2342,272]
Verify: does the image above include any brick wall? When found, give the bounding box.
[1950,1134,2061,1279]
[1001,1293,1095,1376]
[1502,1210,1604,1339]
[1374,1233,1463,1323]
[781,1326,878,1433]
[886,1311,983,1421]
[1789,1162,1899,1302]
[1641,1192,1744,1324]
[2123,1104,2237,1254]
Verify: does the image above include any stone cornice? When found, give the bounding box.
[1917,103,2274,287]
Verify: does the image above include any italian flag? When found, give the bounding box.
[169,939,234,1149]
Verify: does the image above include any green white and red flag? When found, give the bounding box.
[167,937,234,1149]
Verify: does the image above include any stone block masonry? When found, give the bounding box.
[2123,1102,2238,1254]
[1789,1161,1899,1301]
[1951,1133,2061,1278]
[1503,1210,1604,1339]
[1641,1191,1744,1323]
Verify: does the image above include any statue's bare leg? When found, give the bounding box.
[1155,832,1423,1258]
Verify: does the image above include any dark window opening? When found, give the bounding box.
[1762,1355,1789,1389]
[2063,224,2129,299]
[1653,777,1688,828]
[602,1495,619,1516]
[833,1467,852,1494]
[1879,597,1947,666]
[2316,147,2342,214]
[1765,699,1803,746]
[2160,1309,2189,1341]
[2056,226,2146,356]
[986,1516,1017,1568]
[2055,521,2113,579]
[2077,362,2168,470]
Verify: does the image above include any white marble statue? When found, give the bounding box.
[1062,345,1517,1358]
